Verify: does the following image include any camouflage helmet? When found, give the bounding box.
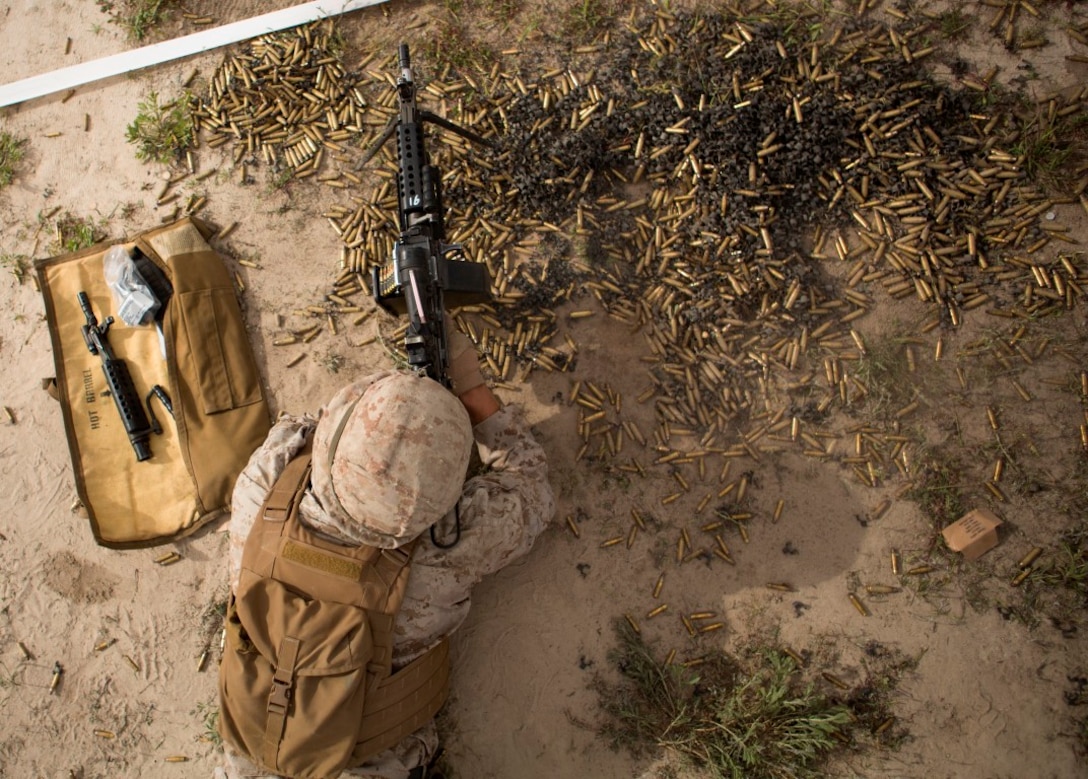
[311,370,473,549]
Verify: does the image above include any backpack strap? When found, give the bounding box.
[245,451,313,580]
[263,635,301,769]
[353,638,451,761]
[263,452,312,523]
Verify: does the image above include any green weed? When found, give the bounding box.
[268,165,295,192]
[906,455,967,549]
[850,335,919,424]
[561,0,619,43]
[1,254,30,285]
[96,0,178,41]
[194,700,222,746]
[1009,106,1088,194]
[937,9,972,41]
[125,91,194,165]
[1031,525,1088,597]
[0,131,27,190]
[425,16,496,73]
[54,213,105,253]
[595,619,855,779]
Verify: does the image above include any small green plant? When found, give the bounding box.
[425,17,496,73]
[937,8,972,41]
[96,0,178,41]
[54,213,105,253]
[269,165,295,191]
[483,0,521,18]
[562,0,617,42]
[194,700,222,746]
[321,351,346,374]
[907,456,967,544]
[1010,107,1088,194]
[1032,527,1088,596]
[594,620,854,779]
[125,91,194,165]
[0,131,27,189]
[1,254,30,284]
[851,334,919,424]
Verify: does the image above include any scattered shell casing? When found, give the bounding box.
[848,593,870,616]
[864,584,900,595]
[197,647,210,672]
[50,662,63,693]
[1017,547,1042,569]
[821,672,850,690]
[17,641,32,660]
[875,716,895,735]
[1011,568,1032,587]
[565,514,580,538]
[782,647,805,667]
[891,550,901,575]
[154,551,181,566]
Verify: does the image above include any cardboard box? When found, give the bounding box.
[942,508,1003,560]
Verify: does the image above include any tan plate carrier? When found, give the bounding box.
[35,217,271,547]
[218,451,450,778]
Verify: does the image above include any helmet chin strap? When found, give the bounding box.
[323,395,363,522]
[430,504,461,549]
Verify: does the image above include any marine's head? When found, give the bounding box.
[311,370,473,548]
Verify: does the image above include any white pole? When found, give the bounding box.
[0,0,392,109]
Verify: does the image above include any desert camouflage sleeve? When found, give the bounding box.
[395,403,557,659]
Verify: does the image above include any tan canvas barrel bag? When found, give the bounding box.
[36,217,271,546]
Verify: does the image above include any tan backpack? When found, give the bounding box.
[218,452,451,778]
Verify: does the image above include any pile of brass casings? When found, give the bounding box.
[192,8,1088,481]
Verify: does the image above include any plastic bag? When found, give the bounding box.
[103,245,160,326]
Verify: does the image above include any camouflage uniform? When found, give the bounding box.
[219,382,555,779]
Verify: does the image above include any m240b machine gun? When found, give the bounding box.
[365,43,492,387]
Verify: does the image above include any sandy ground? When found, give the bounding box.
[1,1,1087,778]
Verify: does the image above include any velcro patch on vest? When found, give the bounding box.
[281,541,362,580]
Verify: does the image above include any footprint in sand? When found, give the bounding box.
[42,551,120,604]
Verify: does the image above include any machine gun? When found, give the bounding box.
[78,291,154,462]
[363,43,492,387]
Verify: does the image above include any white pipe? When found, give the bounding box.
[0,0,392,109]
